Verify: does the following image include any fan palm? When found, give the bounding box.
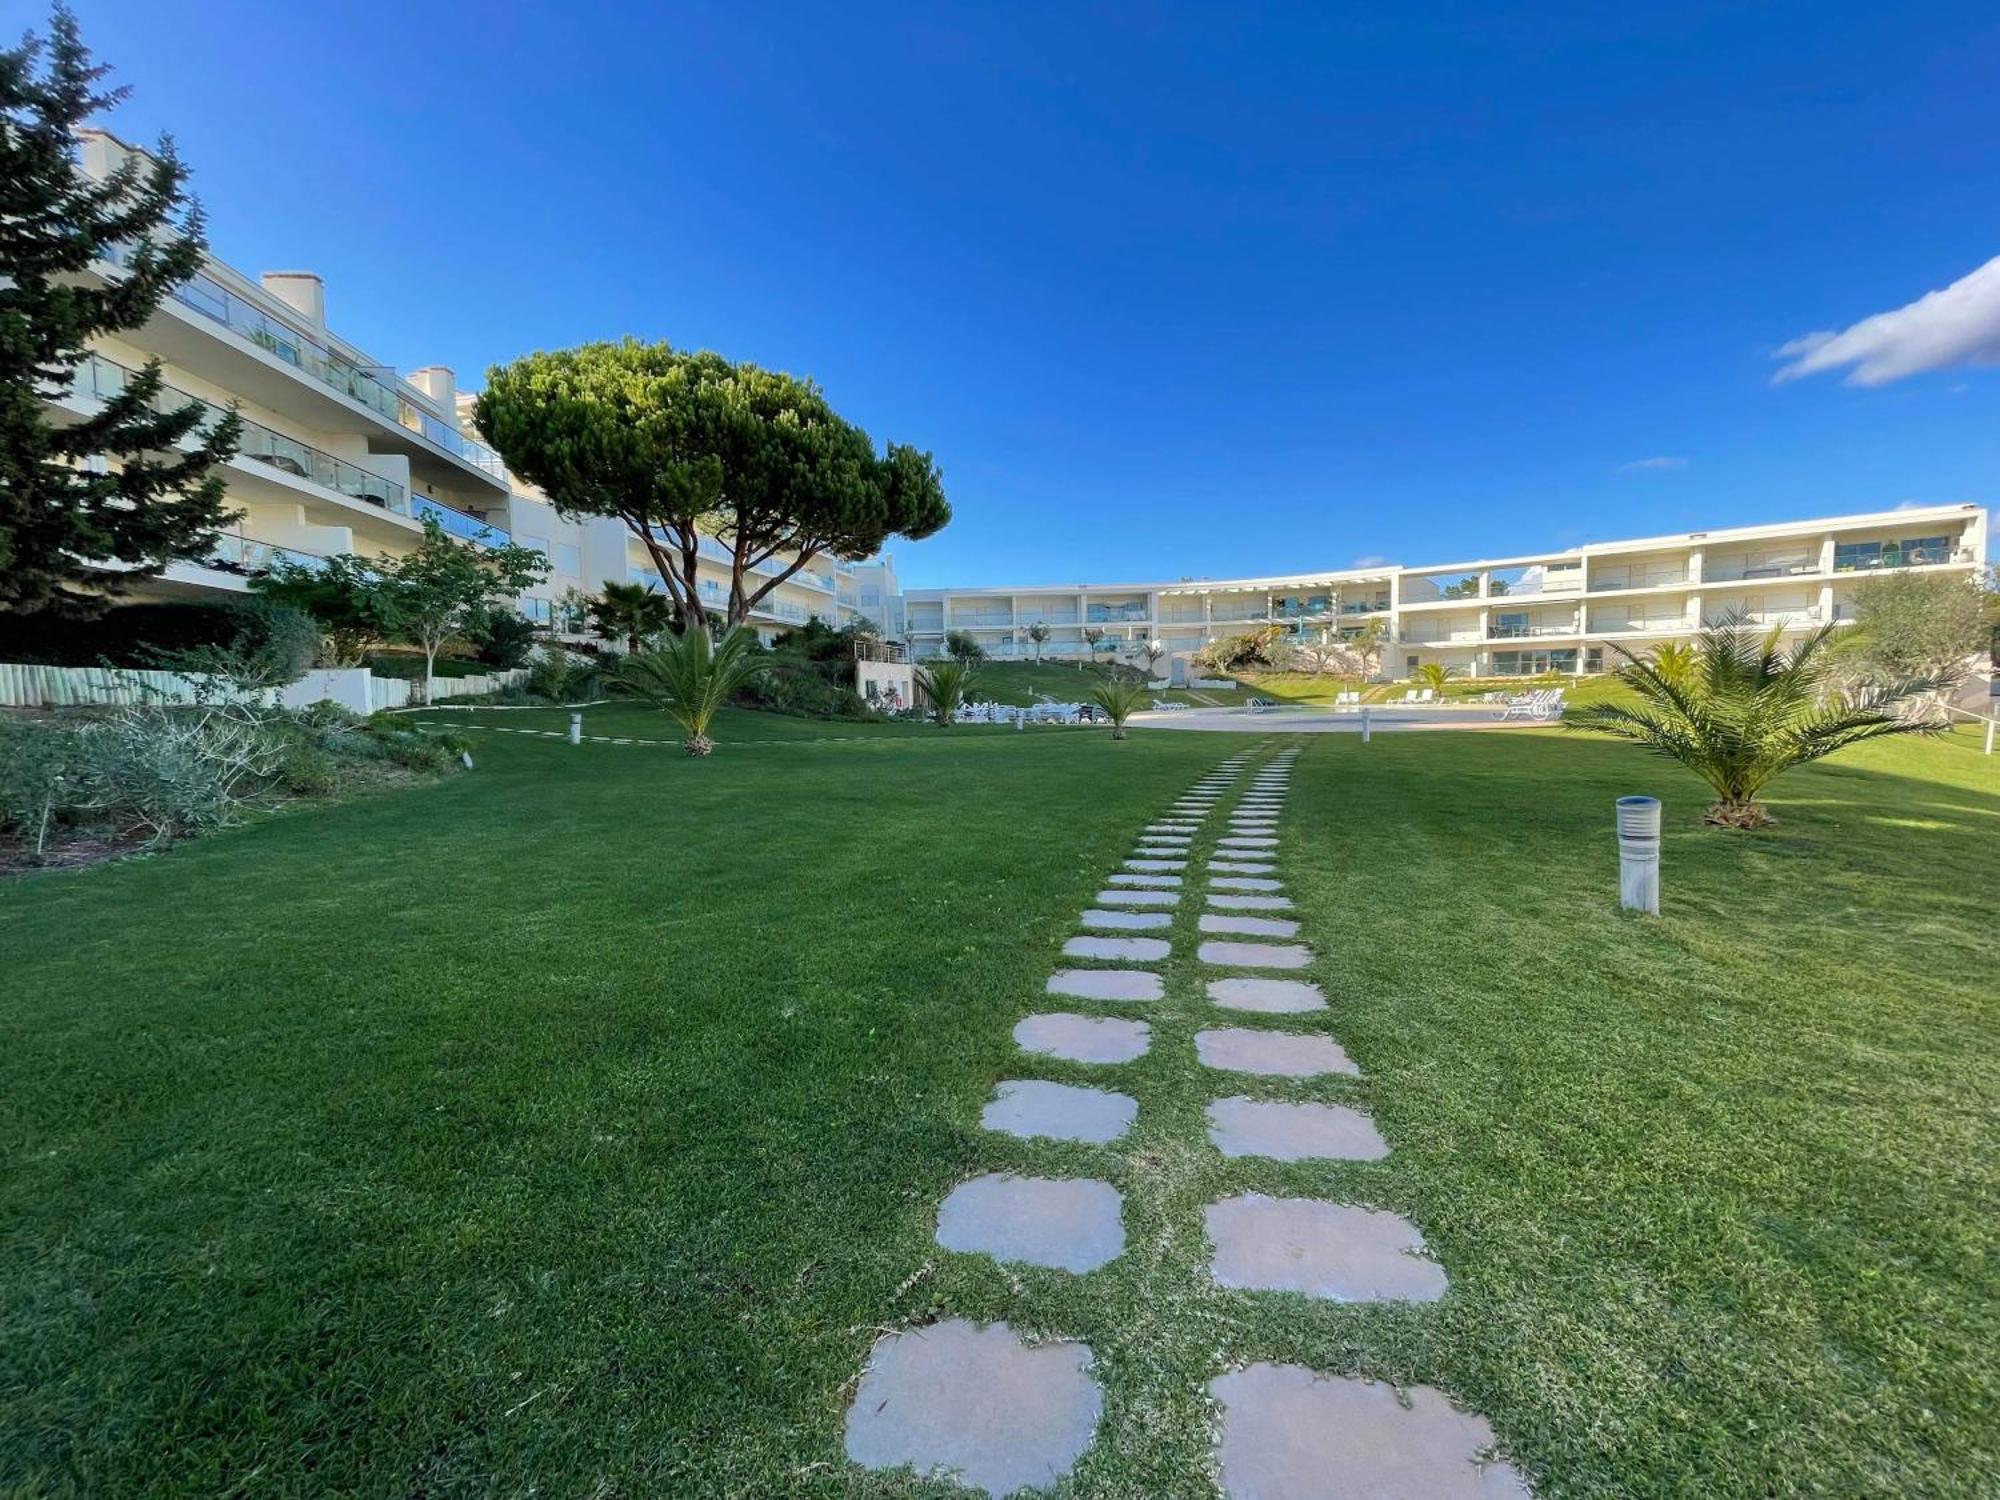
[1089,677,1146,739]
[613,626,769,756]
[914,659,975,727]
[589,580,675,653]
[1568,615,1947,828]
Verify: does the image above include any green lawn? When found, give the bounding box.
[2,715,1994,1495]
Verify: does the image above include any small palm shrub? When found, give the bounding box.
[914,659,975,727]
[614,626,770,756]
[1089,678,1146,739]
[1414,662,1453,696]
[1568,616,1946,828]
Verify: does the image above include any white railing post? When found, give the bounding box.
[569,712,582,746]
[1616,796,1661,914]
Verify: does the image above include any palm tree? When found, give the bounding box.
[1089,678,1146,739]
[1649,639,1697,689]
[1568,616,1947,828]
[613,625,770,756]
[589,580,674,654]
[914,658,975,727]
[1141,638,1166,678]
[1414,662,1453,696]
[1027,620,1050,662]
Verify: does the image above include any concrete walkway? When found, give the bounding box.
[1132,703,1550,733]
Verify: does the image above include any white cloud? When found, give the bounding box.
[1350,554,1389,568]
[1619,456,1687,473]
[1773,254,2000,386]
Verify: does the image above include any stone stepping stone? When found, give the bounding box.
[1229,817,1277,827]
[938,1174,1124,1272]
[986,1079,1138,1142]
[1207,1097,1388,1161]
[1197,1027,1356,1076]
[1137,835,1191,846]
[1200,940,1311,970]
[1080,907,1172,929]
[1208,977,1326,1013]
[1209,894,1293,911]
[1219,836,1278,849]
[1048,968,1165,1002]
[1199,913,1301,938]
[1095,889,1179,908]
[1064,935,1171,963]
[1211,876,1283,892]
[1209,861,1275,875]
[1124,859,1187,872]
[1107,873,1180,888]
[1210,1364,1528,1500]
[1206,1194,1446,1301]
[1015,1012,1151,1064]
[1148,822,1200,832]
[845,1320,1103,1499]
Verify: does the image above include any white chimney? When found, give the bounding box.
[260,271,325,329]
[407,366,457,409]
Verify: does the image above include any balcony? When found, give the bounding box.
[949,613,1015,629]
[1588,567,1688,592]
[193,532,330,579]
[1832,538,1968,572]
[1701,561,1819,584]
[68,352,411,517]
[1085,604,1150,623]
[414,496,508,547]
[101,243,507,487]
[1488,622,1577,640]
[1702,608,1824,629]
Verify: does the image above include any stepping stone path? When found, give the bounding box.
[848,747,1524,1494]
[985,1079,1137,1143]
[845,1320,1104,1498]
[1014,1012,1150,1064]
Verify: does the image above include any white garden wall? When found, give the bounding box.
[0,663,525,712]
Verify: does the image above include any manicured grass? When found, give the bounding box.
[955,660,1153,706]
[1,715,1993,1495]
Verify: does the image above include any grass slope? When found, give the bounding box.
[1,716,1994,1495]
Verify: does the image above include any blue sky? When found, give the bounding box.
[63,0,2000,586]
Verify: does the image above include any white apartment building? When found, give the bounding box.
[64,129,879,648]
[901,504,1989,680]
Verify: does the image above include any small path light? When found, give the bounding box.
[569,712,582,746]
[1616,795,1661,914]
[1360,706,1371,743]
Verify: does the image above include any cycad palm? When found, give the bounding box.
[1089,678,1146,739]
[1568,615,1945,827]
[914,659,975,727]
[614,626,769,756]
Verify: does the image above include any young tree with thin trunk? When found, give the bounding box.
[374,517,548,702]
[0,6,241,615]
[1027,620,1049,662]
[474,341,950,637]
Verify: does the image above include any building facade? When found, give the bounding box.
[901,504,1989,680]
[68,129,882,648]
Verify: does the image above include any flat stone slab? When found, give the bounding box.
[1107,873,1180,888]
[1094,889,1179,908]
[1197,1027,1357,1076]
[1211,876,1283,891]
[1208,977,1327,1013]
[1048,968,1165,1002]
[1219,836,1279,849]
[1014,1012,1151,1064]
[1080,907,1172,929]
[1064,935,1171,963]
[1206,1195,1446,1301]
[1200,913,1301,938]
[1207,1097,1388,1161]
[846,1320,1103,1499]
[1209,893,1293,911]
[939,1174,1124,1272]
[1209,862,1276,875]
[1210,1364,1528,1500]
[1124,859,1187,872]
[1200,940,1312,969]
[985,1080,1138,1143]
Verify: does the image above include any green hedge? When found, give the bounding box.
[0,601,289,668]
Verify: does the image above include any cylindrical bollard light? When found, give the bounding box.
[1360,705,1371,743]
[569,712,582,746]
[1616,795,1661,914]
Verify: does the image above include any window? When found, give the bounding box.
[518,533,551,564]
[552,543,580,577]
[520,596,552,624]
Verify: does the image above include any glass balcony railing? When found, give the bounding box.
[101,244,506,480]
[1832,538,1962,572]
[414,495,508,546]
[72,352,410,515]
[190,532,329,578]
[1589,567,1689,592]
[1085,604,1149,623]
